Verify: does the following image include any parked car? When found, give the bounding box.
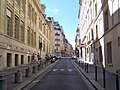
[55,54,61,59]
[71,55,77,59]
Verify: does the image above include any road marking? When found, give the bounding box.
[52,69,58,71]
[60,69,65,71]
[68,69,73,72]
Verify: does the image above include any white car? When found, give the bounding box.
[71,55,77,59]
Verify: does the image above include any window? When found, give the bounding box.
[20,21,24,42]
[32,8,34,22]
[35,13,37,24]
[6,9,12,36]
[31,30,33,46]
[39,36,42,49]
[43,24,46,34]
[55,39,60,41]
[43,40,45,52]
[27,27,30,45]
[104,8,109,32]
[21,0,25,11]
[7,53,12,67]
[99,46,103,62]
[33,32,36,47]
[15,54,19,66]
[95,3,97,16]
[55,44,60,46]
[118,37,120,46]
[47,43,48,53]
[91,29,94,40]
[96,25,98,39]
[107,41,112,64]
[39,18,42,30]
[28,3,31,19]
[55,33,60,36]
[28,56,30,62]
[14,15,19,39]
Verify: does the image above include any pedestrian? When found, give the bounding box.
[31,53,36,63]
[37,53,41,64]
[45,53,49,66]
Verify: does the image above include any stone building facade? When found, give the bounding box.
[54,21,73,57]
[54,21,65,56]
[0,0,54,70]
[79,0,120,73]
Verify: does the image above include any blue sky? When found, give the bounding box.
[41,0,79,48]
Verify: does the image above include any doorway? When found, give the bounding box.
[28,56,30,63]
[7,53,12,67]
[21,55,24,64]
[15,54,19,66]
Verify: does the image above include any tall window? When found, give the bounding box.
[20,21,24,42]
[14,15,19,39]
[104,8,109,32]
[7,53,12,67]
[39,18,42,31]
[43,24,46,34]
[31,30,33,46]
[27,27,30,45]
[35,12,37,24]
[33,32,36,47]
[107,41,112,64]
[43,40,45,52]
[96,25,98,39]
[6,9,12,36]
[99,46,103,62]
[91,29,94,40]
[21,0,25,11]
[28,3,31,19]
[95,3,97,16]
[32,8,34,22]
[47,43,48,53]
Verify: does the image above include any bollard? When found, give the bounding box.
[103,68,106,88]
[95,66,97,81]
[0,77,7,90]
[86,63,88,73]
[38,64,41,71]
[116,70,119,90]
[84,63,86,71]
[33,65,37,73]
[26,67,32,77]
[15,71,22,83]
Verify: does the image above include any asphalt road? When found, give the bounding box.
[30,58,90,90]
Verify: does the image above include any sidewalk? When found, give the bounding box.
[74,61,120,90]
[0,61,58,90]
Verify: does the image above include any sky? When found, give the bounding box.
[41,0,79,49]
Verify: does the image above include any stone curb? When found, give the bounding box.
[14,60,58,90]
[73,61,105,90]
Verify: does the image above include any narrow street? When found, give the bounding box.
[28,58,91,90]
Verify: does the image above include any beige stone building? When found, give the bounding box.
[79,0,120,73]
[0,0,54,70]
[54,21,64,56]
[54,21,73,57]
